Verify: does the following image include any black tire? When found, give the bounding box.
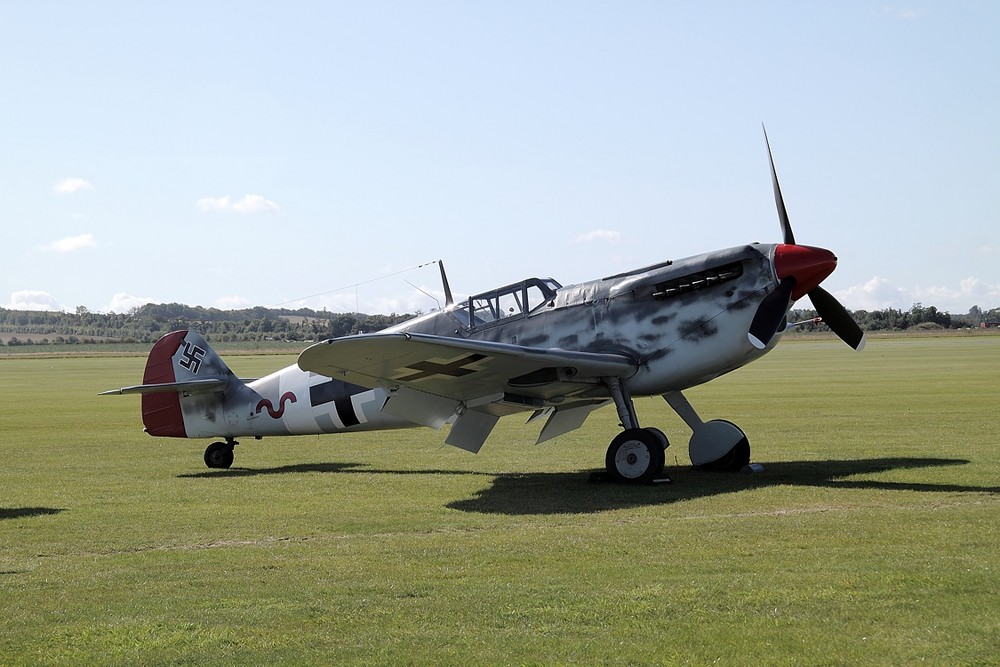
[204,441,234,469]
[646,427,670,450]
[605,428,665,484]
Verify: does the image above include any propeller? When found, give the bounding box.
[808,286,866,350]
[763,125,795,245]
[748,278,795,349]
[749,127,866,351]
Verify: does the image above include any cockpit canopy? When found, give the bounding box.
[454,277,561,328]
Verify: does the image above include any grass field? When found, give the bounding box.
[2,336,998,665]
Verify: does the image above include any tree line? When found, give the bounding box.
[789,303,1000,333]
[0,303,414,346]
[0,301,997,347]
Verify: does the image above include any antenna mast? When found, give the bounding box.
[438,260,454,307]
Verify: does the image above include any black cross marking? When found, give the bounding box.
[396,353,488,382]
[310,379,365,428]
[178,341,206,375]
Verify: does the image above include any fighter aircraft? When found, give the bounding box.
[102,131,864,484]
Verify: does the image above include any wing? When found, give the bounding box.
[297,333,636,452]
[298,333,634,400]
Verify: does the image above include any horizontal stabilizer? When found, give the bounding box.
[98,378,228,396]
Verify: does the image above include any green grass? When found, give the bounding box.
[2,336,998,665]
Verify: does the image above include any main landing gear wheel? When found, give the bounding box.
[204,441,235,469]
[605,428,666,485]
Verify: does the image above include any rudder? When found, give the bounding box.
[141,330,237,437]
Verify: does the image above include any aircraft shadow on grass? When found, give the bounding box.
[450,457,999,516]
[0,507,64,521]
[177,462,495,479]
[178,457,998,516]
[1,508,65,575]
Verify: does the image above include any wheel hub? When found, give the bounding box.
[605,428,665,485]
[615,441,651,479]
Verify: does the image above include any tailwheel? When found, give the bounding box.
[605,428,665,485]
[204,441,235,469]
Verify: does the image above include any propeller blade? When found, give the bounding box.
[748,279,796,350]
[808,286,866,350]
[763,124,795,245]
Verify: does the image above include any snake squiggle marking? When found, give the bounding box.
[256,392,297,419]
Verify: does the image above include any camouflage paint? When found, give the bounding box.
[153,242,786,446]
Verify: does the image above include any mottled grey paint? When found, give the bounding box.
[384,243,779,399]
[167,243,784,443]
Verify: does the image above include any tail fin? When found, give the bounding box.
[100,330,238,437]
[142,330,239,437]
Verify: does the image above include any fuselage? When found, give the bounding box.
[222,242,784,440]
[393,242,781,395]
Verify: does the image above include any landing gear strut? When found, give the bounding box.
[599,379,753,482]
[664,392,751,470]
[204,439,238,469]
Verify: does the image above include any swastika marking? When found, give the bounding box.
[178,341,206,374]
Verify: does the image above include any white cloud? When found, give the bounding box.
[910,277,1000,312]
[214,295,251,310]
[197,194,280,213]
[295,286,449,316]
[232,194,280,213]
[101,293,155,314]
[53,177,93,194]
[196,196,232,211]
[834,276,907,311]
[836,275,1000,313]
[43,233,98,253]
[573,230,622,244]
[7,290,67,311]
[959,276,1000,298]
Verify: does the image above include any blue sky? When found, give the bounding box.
[2,2,997,315]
